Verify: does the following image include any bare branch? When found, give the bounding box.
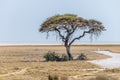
[69,29,93,46]
[64,26,78,46]
[70,26,78,34]
[63,26,70,33]
[55,28,65,42]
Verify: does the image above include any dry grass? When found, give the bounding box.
[101,68,120,79]
[0,45,119,80]
[0,61,99,80]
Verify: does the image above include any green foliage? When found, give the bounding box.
[40,14,105,33]
[77,53,87,60]
[44,51,68,61]
[40,14,83,30]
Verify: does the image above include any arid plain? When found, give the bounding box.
[0,45,120,80]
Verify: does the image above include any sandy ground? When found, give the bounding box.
[89,51,120,69]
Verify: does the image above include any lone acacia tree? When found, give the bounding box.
[39,14,105,60]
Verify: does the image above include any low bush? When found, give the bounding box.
[44,51,59,61]
[44,51,68,61]
[77,53,87,60]
[61,54,69,61]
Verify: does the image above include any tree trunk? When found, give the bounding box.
[65,46,73,60]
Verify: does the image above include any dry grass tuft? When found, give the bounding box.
[104,68,120,73]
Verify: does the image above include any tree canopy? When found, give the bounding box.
[40,14,104,33]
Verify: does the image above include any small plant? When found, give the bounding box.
[77,53,87,60]
[48,75,59,80]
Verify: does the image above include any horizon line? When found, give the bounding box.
[0,41,120,46]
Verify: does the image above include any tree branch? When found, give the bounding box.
[63,26,70,33]
[69,29,93,46]
[64,26,78,47]
[55,28,65,42]
[70,26,78,34]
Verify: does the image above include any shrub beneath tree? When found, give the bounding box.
[77,53,87,60]
[44,51,69,61]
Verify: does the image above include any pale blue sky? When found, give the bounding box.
[0,0,120,43]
